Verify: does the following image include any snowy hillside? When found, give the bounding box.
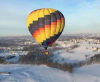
[53,40,100,64]
[0,35,100,82]
[0,64,100,82]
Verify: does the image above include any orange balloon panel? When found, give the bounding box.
[27,8,65,49]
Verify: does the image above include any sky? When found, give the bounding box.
[0,0,100,36]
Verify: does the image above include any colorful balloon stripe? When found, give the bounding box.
[27,8,65,49]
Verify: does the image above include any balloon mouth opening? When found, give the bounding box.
[42,42,48,50]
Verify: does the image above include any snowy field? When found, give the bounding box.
[0,37,100,82]
[53,41,100,64]
[0,64,100,82]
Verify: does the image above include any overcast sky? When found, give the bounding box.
[0,0,100,36]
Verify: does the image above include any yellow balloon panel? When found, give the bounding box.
[27,8,65,47]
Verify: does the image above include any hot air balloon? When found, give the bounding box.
[27,8,65,55]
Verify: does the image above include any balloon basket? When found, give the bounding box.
[45,50,49,55]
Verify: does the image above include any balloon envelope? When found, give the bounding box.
[27,8,65,49]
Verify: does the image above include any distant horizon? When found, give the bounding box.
[0,32,100,37]
[0,28,100,36]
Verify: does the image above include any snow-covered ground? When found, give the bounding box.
[0,52,19,62]
[0,64,100,82]
[53,41,100,64]
[0,38,100,82]
[0,64,72,82]
[0,51,28,62]
[73,64,100,82]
